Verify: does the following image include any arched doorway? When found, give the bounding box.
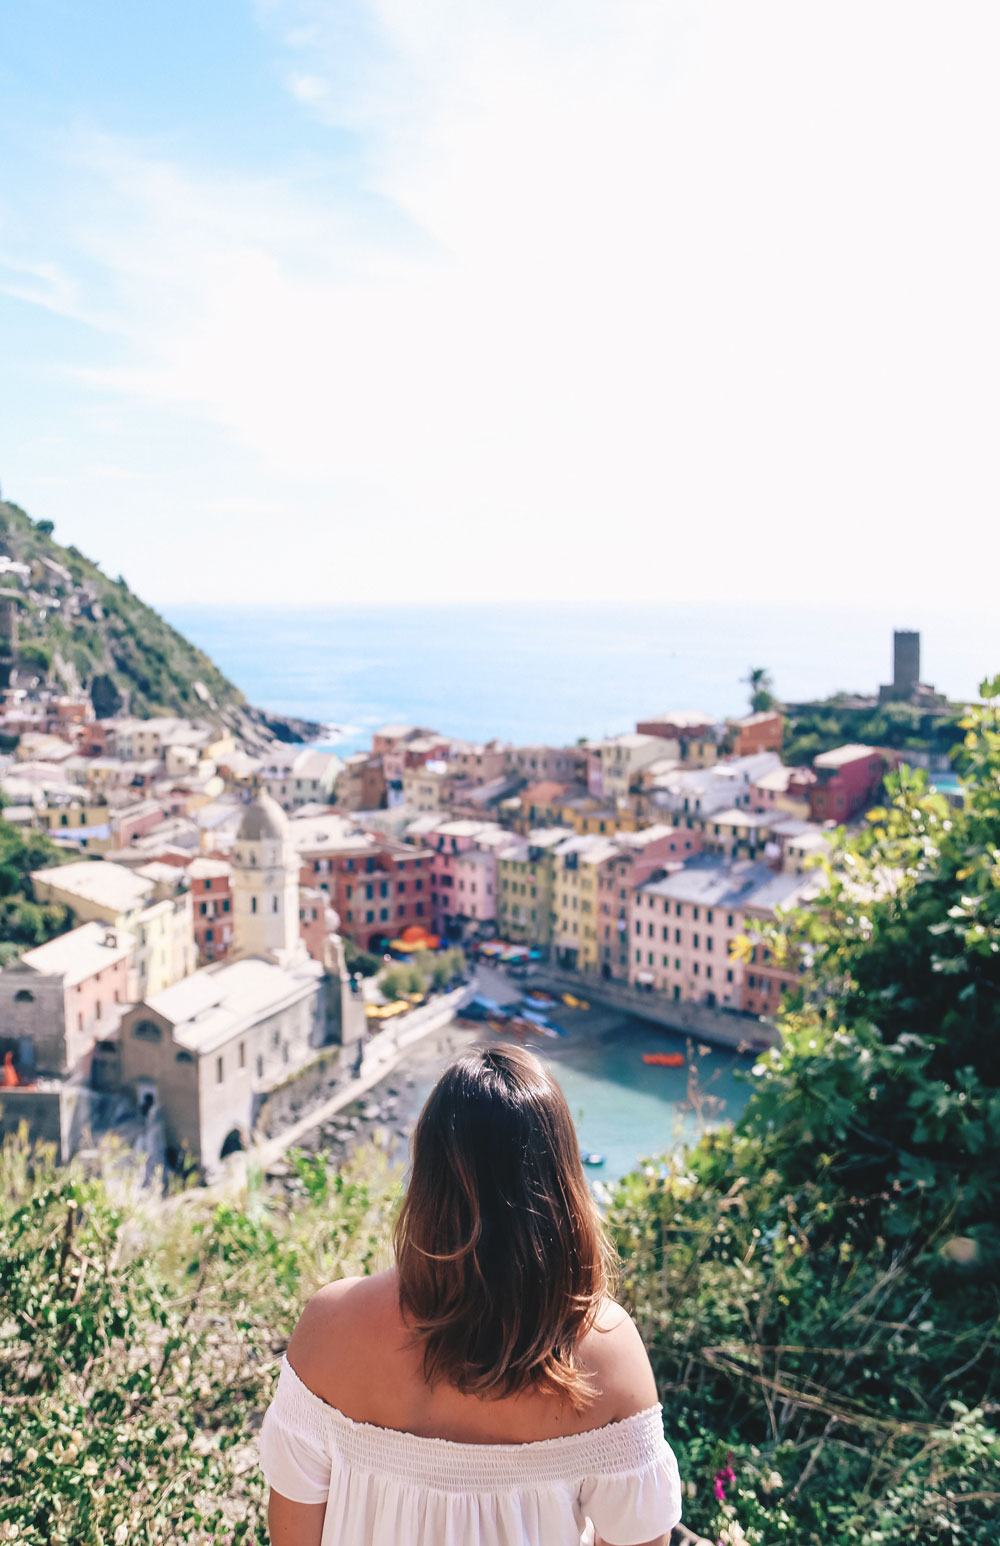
[219,1128,245,1161]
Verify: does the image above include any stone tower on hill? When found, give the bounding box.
[231,792,304,966]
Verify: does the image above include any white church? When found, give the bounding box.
[119,792,364,1177]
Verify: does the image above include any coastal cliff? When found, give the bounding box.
[0,499,318,744]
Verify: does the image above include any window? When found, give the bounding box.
[693,933,700,949]
[273,895,279,913]
[693,906,700,921]
[727,913,734,928]
[239,1041,246,1069]
[706,965,713,980]
[200,902,208,915]
[216,1056,224,1083]
[256,1054,264,1077]
[706,936,713,952]
[416,902,425,916]
[13,989,34,1003]
[727,968,734,983]
[693,962,699,975]
[675,928,681,944]
[676,903,682,916]
[706,909,714,924]
[272,1028,280,1048]
[95,1000,102,1021]
[133,1020,161,1042]
[250,897,257,914]
[223,899,230,913]
[176,1050,194,1063]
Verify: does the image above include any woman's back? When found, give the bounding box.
[286,1268,659,1444]
[259,1046,683,1544]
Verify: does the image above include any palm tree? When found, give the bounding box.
[742,666,775,713]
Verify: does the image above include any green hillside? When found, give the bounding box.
[0,499,245,719]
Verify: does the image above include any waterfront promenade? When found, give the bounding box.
[526,966,776,1052]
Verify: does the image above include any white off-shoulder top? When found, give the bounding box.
[259,1356,683,1545]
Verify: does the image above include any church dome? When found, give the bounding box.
[237,791,291,843]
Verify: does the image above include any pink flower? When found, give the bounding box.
[713,1454,736,1503]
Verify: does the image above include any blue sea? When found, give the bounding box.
[165,600,994,755]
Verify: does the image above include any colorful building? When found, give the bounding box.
[725,710,783,758]
[0,922,134,1082]
[188,857,233,963]
[586,733,666,802]
[30,859,196,1000]
[808,745,888,823]
[496,829,569,947]
[290,813,433,951]
[595,825,700,980]
[750,765,816,820]
[628,856,819,1008]
[551,834,617,972]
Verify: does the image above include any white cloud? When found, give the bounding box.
[6,1,1000,603]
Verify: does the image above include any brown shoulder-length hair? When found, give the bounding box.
[393,1044,617,1409]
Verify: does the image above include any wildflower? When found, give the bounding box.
[23,1448,39,1467]
[713,1455,736,1502]
[114,1527,128,1546]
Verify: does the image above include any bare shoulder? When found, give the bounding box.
[286,1270,401,1405]
[579,1299,659,1423]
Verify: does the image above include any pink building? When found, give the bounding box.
[627,856,816,1013]
[596,825,701,980]
[0,922,133,1081]
[420,820,502,940]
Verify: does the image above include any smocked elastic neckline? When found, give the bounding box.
[276,1356,666,1491]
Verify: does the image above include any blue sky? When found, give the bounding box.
[1,1,998,607]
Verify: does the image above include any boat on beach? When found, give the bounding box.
[642,1051,686,1068]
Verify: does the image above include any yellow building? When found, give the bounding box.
[559,800,640,837]
[496,829,568,946]
[551,834,616,972]
[30,860,196,999]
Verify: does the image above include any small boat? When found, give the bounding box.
[582,1152,605,1167]
[642,1052,685,1068]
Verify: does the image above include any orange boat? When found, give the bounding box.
[642,1052,685,1068]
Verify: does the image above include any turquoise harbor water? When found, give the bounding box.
[351,1012,753,1188]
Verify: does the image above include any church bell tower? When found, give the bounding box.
[231,792,304,965]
